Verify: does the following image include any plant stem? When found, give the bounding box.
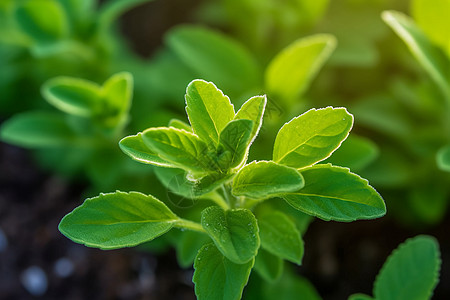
[175,219,206,233]
[207,191,229,210]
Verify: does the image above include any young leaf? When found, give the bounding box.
[59,191,179,249]
[201,206,259,264]
[282,164,385,221]
[373,235,441,300]
[169,118,192,132]
[185,79,235,145]
[324,135,379,171]
[42,76,101,117]
[254,248,284,283]
[141,127,213,174]
[265,34,336,103]
[436,144,450,172]
[0,111,79,148]
[232,161,304,199]
[14,0,69,45]
[217,119,253,170]
[382,11,450,100]
[97,0,152,31]
[273,107,354,169]
[193,243,254,300]
[119,133,173,167]
[234,95,267,145]
[258,211,304,264]
[100,72,133,127]
[411,0,450,57]
[166,26,260,94]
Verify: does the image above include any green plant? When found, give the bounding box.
[59,79,385,300]
[349,235,441,300]
[0,72,151,190]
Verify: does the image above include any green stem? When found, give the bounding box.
[206,191,229,210]
[175,219,206,233]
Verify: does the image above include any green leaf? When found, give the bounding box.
[201,206,259,264]
[273,107,354,169]
[119,133,173,167]
[154,167,196,198]
[166,26,260,94]
[14,0,69,45]
[175,230,210,268]
[58,191,179,249]
[185,79,235,146]
[0,111,79,148]
[234,95,267,145]
[142,127,213,174]
[374,235,441,300]
[382,11,450,100]
[42,76,101,117]
[100,72,133,128]
[217,119,253,170]
[436,144,450,172]
[348,294,373,300]
[193,243,254,300]
[258,211,304,264]
[168,118,192,132]
[265,34,336,103]
[254,248,283,283]
[411,0,450,57]
[325,135,379,171]
[282,164,386,221]
[232,161,304,199]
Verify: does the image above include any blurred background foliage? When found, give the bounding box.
[0,0,449,298]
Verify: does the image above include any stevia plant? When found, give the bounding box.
[0,72,151,190]
[59,79,386,300]
[349,235,441,300]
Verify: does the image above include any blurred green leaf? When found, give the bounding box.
[100,72,133,128]
[374,235,441,300]
[98,0,152,31]
[185,79,235,146]
[174,230,210,268]
[253,248,283,283]
[382,11,450,100]
[166,25,261,95]
[325,135,379,171]
[265,34,336,104]
[59,191,179,249]
[436,144,450,172]
[0,111,80,148]
[273,107,353,168]
[258,211,304,264]
[348,294,373,300]
[14,0,69,46]
[411,0,450,57]
[201,206,259,264]
[193,243,254,300]
[42,76,101,117]
[168,119,192,132]
[232,161,304,199]
[282,164,386,221]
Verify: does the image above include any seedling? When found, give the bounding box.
[59,79,385,299]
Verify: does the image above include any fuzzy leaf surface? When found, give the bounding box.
[193,243,254,300]
[119,133,172,167]
[185,80,235,145]
[258,211,304,264]
[273,107,354,168]
[374,235,441,300]
[234,95,267,144]
[201,206,259,264]
[282,164,385,221]
[59,191,179,249]
[217,119,253,170]
[232,161,304,199]
[265,34,336,103]
[142,127,212,174]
